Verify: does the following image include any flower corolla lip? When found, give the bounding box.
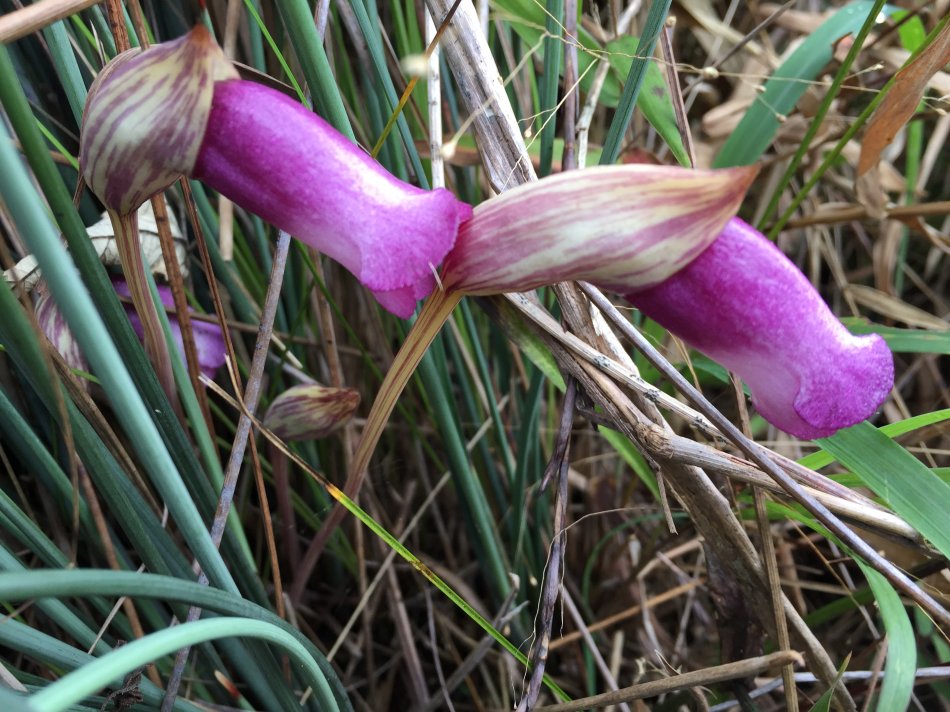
[113,279,226,379]
[263,384,361,441]
[625,218,894,439]
[441,163,757,294]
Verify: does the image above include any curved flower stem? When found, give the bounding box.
[578,281,950,629]
[289,288,463,604]
[150,195,214,436]
[109,210,179,414]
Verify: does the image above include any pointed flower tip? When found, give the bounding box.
[80,26,237,214]
[263,384,361,441]
[441,163,757,295]
[626,218,894,440]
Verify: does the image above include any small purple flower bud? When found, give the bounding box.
[263,384,360,441]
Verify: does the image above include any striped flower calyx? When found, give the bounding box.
[80,26,238,215]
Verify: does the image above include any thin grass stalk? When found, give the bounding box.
[291,288,461,602]
[347,0,427,184]
[0,618,200,712]
[0,279,190,584]
[161,229,293,710]
[273,0,352,136]
[0,570,352,709]
[0,115,242,588]
[151,195,216,439]
[757,0,887,228]
[538,0,564,176]
[39,18,86,125]
[0,46,264,598]
[518,380,575,710]
[767,12,950,236]
[29,618,331,712]
[205,381,570,702]
[598,0,672,165]
[1,118,305,707]
[525,318,852,707]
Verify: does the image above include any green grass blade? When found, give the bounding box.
[845,321,950,355]
[273,0,353,137]
[494,0,686,164]
[0,119,237,595]
[855,562,916,711]
[0,619,200,712]
[818,422,950,558]
[799,409,950,470]
[599,0,672,165]
[39,20,87,126]
[0,570,352,712]
[29,618,333,712]
[714,1,888,168]
[538,0,564,176]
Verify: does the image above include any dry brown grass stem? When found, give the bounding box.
[0,0,100,43]
[532,650,804,711]
[426,0,866,706]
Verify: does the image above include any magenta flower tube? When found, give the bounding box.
[192,81,471,318]
[625,219,893,439]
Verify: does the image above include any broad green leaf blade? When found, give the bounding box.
[799,409,950,471]
[818,421,950,558]
[855,562,916,712]
[714,1,893,167]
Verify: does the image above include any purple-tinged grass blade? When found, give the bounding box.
[626,218,894,439]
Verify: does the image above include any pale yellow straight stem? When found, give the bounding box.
[0,0,101,43]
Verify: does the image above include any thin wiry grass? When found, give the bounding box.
[0,1,948,711]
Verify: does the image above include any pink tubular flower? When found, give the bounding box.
[79,27,893,438]
[113,279,226,379]
[192,80,470,318]
[624,219,893,439]
[80,26,470,318]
